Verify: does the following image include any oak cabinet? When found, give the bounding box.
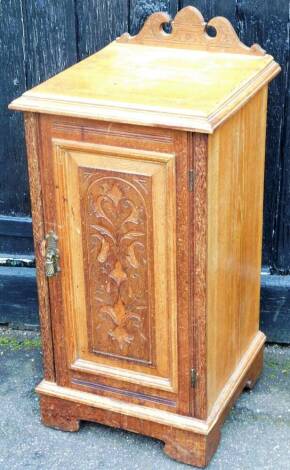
[10,6,280,467]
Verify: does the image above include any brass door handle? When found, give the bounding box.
[44,231,60,277]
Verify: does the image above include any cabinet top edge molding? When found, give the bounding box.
[9,6,280,133]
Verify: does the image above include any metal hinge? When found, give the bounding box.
[188,169,195,192]
[191,368,197,387]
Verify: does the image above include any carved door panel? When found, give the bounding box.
[48,136,181,408]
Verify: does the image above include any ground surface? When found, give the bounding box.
[0,327,289,470]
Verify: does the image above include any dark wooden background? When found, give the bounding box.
[1,0,289,341]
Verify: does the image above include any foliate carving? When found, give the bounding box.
[117,6,265,56]
[80,169,154,363]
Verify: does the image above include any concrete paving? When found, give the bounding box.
[0,327,289,470]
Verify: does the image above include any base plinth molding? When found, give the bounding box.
[37,332,265,467]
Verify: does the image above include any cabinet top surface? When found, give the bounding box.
[10,7,280,133]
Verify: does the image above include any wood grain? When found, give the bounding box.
[38,393,212,467]
[118,6,265,55]
[9,4,280,134]
[24,0,77,88]
[4,2,290,350]
[37,117,196,412]
[0,1,28,216]
[79,167,154,363]
[75,0,128,60]
[206,87,268,413]
[13,7,280,465]
[129,0,178,35]
[29,92,270,463]
[37,331,264,467]
[192,133,208,419]
[52,139,177,392]
[174,130,195,416]
[24,113,55,381]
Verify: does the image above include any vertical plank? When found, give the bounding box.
[75,0,129,60]
[180,1,289,271]
[274,69,290,271]
[129,0,178,35]
[180,0,238,31]
[0,0,28,216]
[180,1,211,19]
[269,14,290,272]
[234,1,290,269]
[209,0,237,24]
[23,0,77,88]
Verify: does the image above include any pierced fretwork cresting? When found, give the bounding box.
[79,167,155,365]
[117,6,265,56]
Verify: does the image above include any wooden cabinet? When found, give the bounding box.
[10,7,280,467]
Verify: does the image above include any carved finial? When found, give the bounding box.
[117,6,265,56]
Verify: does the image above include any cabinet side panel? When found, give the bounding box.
[24,113,55,381]
[207,87,268,413]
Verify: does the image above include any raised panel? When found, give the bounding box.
[79,169,154,364]
[52,139,178,393]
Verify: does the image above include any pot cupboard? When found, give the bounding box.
[10,6,280,467]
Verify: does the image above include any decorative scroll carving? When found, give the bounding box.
[80,169,154,364]
[117,6,265,56]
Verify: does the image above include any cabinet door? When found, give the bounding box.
[39,117,193,413]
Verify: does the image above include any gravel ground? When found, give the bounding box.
[0,327,289,470]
